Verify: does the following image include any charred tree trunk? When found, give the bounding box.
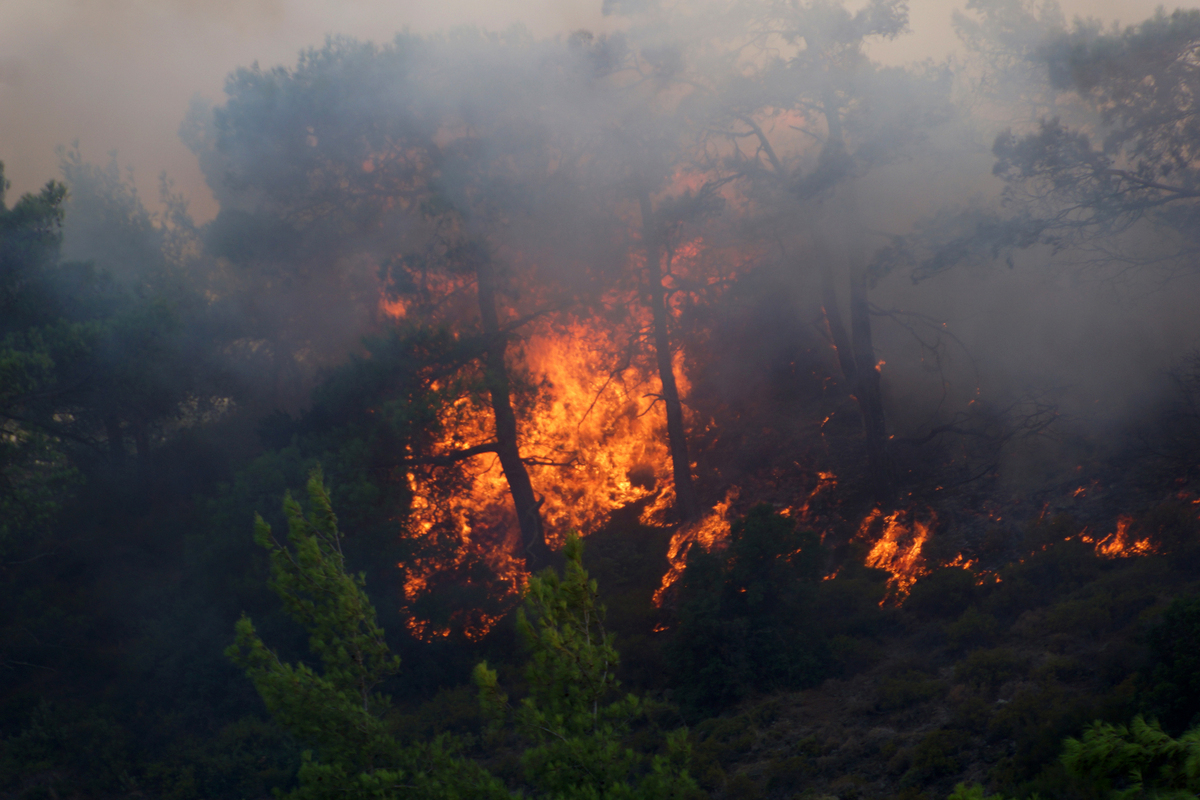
[639,192,702,523]
[815,95,894,504]
[848,264,892,503]
[820,253,856,384]
[475,254,551,568]
[818,250,893,504]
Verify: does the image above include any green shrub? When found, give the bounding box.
[907,728,968,781]
[767,753,816,792]
[875,671,945,713]
[1032,656,1091,685]
[987,684,1094,784]
[1143,594,1200,734]
[668,505,829,717]
[906,568,978,621]
[985,538,1100,621]
[724,771,763,800]
[950,695,993,734]
[691,715,757,767]
[955,648,1026,694]
[944,607,1000,651]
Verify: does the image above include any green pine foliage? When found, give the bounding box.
[474,533,700,800]
[227,468,507,800]
[1060,716,1200,800]
[950,716,1200,800]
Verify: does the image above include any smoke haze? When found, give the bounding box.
[0,0,1169,222]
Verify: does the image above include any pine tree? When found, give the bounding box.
[475,533,699,800]
[227,468,508,800]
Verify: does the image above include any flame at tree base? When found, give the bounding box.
[652,488,739,609]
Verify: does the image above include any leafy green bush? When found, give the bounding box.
[955,648,1026,694]
[875,670,945,713]
[907,728,968,781]
[944,606,1000,651]
[1060,716,1200,798]
[985,538,1100,622]
[227,469,505,800]
[476,532,698,800]
[906,568,978,621]
[233,470,701,800]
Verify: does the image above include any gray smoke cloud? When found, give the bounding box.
[2,0,1197,501]
[0,0,1163,220]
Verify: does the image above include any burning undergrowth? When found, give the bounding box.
[383,251,1200,641]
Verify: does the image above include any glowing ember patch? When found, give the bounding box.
[380,296,408,318]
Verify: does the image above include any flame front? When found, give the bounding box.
[652,488,739,610]
[398,313,679,639]
[859,508,936,602]
[1082,515,1156,558]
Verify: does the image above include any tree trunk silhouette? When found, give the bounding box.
[815,95,893,504]
[848,262,892,503]
[475,253,551,568]
[640,192,702,523]
[818,251,893,504]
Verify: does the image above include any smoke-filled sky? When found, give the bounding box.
[0,0,1177,222]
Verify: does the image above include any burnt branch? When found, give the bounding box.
[399,441,500,467]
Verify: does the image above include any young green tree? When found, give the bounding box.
[227,468,508,800]
[950,716,1200,800]
[475,533,699,800]
[0,162,86,562]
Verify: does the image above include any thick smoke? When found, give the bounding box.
[7,0,1200,558]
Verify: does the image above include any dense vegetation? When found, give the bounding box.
[5,1,1200,799]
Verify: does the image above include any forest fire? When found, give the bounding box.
[652,488,738,609]
[1081,515,1158,559]
[858,508,936,603]
[396,312,681,639]
[16,2,1200,795]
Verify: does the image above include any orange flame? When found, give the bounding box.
[399,313,682,639]
[386,229,751,640]
[652,488,739,608]
[858,508,936,603]
[1087,515,1156,559]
